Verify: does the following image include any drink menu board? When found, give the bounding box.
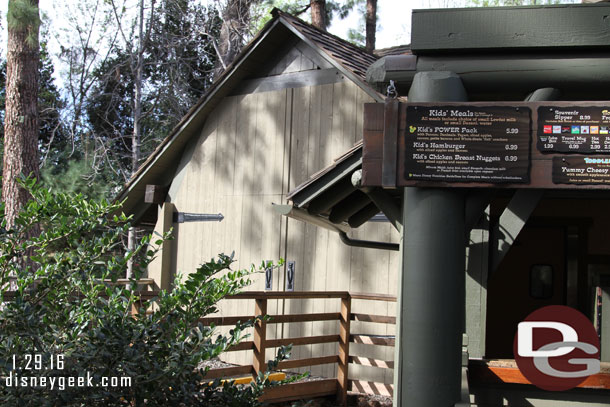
[404,105,531,183]
[553,156,610,185]
[538,106,610,153]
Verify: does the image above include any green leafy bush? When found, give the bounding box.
[0,178,291,406]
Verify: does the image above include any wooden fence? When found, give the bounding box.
[4,282,397,404]
[200,291,397,405]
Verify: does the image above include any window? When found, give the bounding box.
[530,264,553,299]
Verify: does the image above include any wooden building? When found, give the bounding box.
[120,4,610,406]
[117,9,400,384]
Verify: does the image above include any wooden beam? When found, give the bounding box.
[469,361,610,390]
[328,191,371,224]
[351,313,396,324]
[603,288,610,362]
[225,341,255,352]
[362,103,385,187]
[338,296,351,406]
[200,312,342,326]
[202,365,254,380]
[253,299,267,375]
[230,68,345,96]
[227,291,349,300]
[350,380,394,397]
[382,99,399,188]
[492,189,543,271]
[411,4,610,52]
[362,187,402,232]
[277,355,339,370]
[273,204,351,234]
[347,202,380,228]
[259,379,337,403]
[268,312,341,324]
[144,184,167,204]
[349,292,397,302]
[199,315,254,326]
[349,356,394,369]
[351,334,395,347]
[266,334,340,348]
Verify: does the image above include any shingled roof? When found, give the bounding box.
[117,9,384,222]
[277,10,377,83]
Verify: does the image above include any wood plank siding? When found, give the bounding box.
[147,44,398,381]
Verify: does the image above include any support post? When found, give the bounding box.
[253,298,268,376]
[395,71,467,407]
[131,300,139,317]
[337,295,351,406]
[602,288,610,362]
[152,203,174,291]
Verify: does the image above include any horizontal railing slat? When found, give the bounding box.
[259,379,337,403]
[202,365,253,379]
[269,312,341,323]
[228,291,349,300]
[225,341,254,352]
[277,355,340,370]
[267,334,340,348]
[199,312,341,326]
[350,380,394,397]
[350,334,395,347]
[1,290,161,301]
[199,316,254,326]
[351,313,396,324]
[349,292,397,302]
[349,356,394,369]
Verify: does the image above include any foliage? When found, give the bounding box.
[77,0,222,189]
[252,0,354,34]
[38,35,69,171]
[0,178,294,406]
[40,158,111,200]
[7,0,41,48]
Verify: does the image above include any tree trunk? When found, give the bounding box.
[127,0,148,281]
[365,0,377,52]
[3,0,40,228]
[214,0,252,77]
[311,0,326,31]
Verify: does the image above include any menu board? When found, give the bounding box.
[405,106,531,183]
[552,156,610,185]
[538,106,610,153]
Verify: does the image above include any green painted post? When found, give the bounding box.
[394,71,467,407]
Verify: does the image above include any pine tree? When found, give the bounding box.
[310,0,326,30]
[2,0,41,228]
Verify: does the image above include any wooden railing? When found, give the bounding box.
[3,284,397,404]
[200,291,397,405]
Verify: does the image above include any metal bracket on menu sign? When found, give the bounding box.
[173,212,224,223]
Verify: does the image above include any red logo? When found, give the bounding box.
[543,125,552,134]
[513,305,600,391]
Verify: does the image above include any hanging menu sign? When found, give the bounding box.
[538,106,610,153]
[405,105,531,183]
[552,156,610,185]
